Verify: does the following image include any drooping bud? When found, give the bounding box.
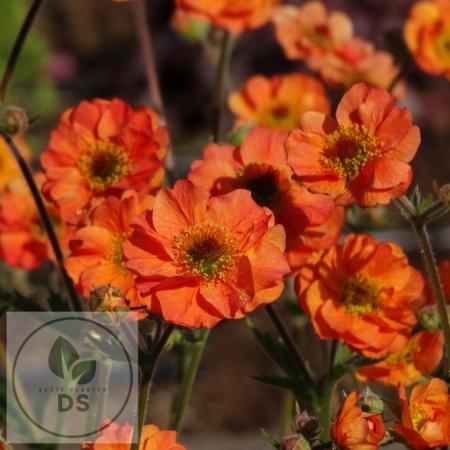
[0,106,28,135]
[281,434,311,450]
[359,386,384,414]
[88,284,128,313]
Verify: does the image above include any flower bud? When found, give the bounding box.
[293,407,320,440]
[359,386,384,414]
[88,284,128,313]
[281,434,311,450]
[418,305,441,331]
[0,106,28,135]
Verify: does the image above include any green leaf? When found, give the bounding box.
[0,288,45,312]
[71,360,97,385]
[261,428,281,449]
[48,336,79,380]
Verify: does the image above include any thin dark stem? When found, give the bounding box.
[132,323,175,450]
[212,29,234,142]
[0,133,81,311]
[265,304,315,387]
[0,0,45,101]
[131,0,174,174]
[388,58,411,95]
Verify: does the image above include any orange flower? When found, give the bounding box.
[81,421,185,450]
[0,174,68,270]
[175,0,279,34]
[41,98,167,225]
[331,391,385,450]
[124,180,290,328]
[286,83,420,207]
[0,135,31,190]
[188,127,336,270]
[228,73,330,130]
[65,192,153,307]
[272,2,353,63]
[356,331,443,386]
[393,378,450,449]
[296,234,423,358]
[405,0,450,79]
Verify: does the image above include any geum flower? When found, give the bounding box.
[65,192,153,307]
[296,234,424,358]
[393,378,450,449]
[0,135,31,190]
[332,391,385,450]
[175,0,280,34]
[228,73,330,130]
[188,127,337,271]
[356,331,443,386]
[124,180,290,328]
[81,421,186,450]
[41,98,167,225]
[286,82,420,207]
[405,0,450,79]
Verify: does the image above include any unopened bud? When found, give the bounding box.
[293,407,320,440]
[418,305,441,331]
[281,434,311,450]
[88,285,128,313]
[439,184,450,202]
[0,106,28,135]
[359,387,384,414]
[171,10,210,43]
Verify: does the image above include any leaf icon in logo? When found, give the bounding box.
[48,336,79,380]
[71,360,97,385]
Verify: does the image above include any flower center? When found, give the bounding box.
[340,273,380,316]
[321,125,381,184]
[237,163,290,209]
[410,406,427,431]
[385,339,415,364]
[172,223,239,281]
[436,27,450,62]
[260,102,298,129]
[107,234,128,271]
[79,141,130,191]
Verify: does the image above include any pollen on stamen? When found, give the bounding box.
[107,234,128,271]
[78,141,130,191]
[172,223,239,282]
[321,124,381,184]
[340,273,380,316]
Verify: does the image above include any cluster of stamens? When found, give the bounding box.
[321,124,381,184]
[172,223,239,281]
[340,273,380,316]
[78,140,130,191]
[106,234,128,270]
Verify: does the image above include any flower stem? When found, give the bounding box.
[265,304,315,387]
[0,133,82,311]
[0,0,45,102]
[173,328,210,433]
[132,323,175,450]
[212,29,234,142]
[318,381,335,442]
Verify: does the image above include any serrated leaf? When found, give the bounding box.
[71,360,96,385]
[48,336,79,380]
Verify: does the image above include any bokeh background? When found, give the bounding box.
[1,0,450,448]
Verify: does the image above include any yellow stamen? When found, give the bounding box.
[172,223,239,281]
[107,234,128,271]
[410,406,427,431]
[78,141,130,191]
[321,124,381,184]
[340,273,380,316]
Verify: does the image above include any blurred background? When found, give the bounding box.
[0,0,449,448]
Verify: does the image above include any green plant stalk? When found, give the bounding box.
[318,381,335,442]
[0,133,82,311]
[212,29,234,142]
[0,0,45,101]
[173,328,210,433]
[132,323,175,450]
[279,390,295,437]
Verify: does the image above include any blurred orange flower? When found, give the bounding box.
[65,192,153,307]
[332,391,385,450]
[124,180,290,328]
[0,136,31,190]
[41,98,167,225]
[356,331,443,386]
[81,421,185,450]
[188,127,336,270]
[393,378,450,449]
[175,0,280,34]
[0,174,68,270]
[405,0,450,79]
[272,2,353,62]
[296,234,423,358]
[286,83,420,207]
[228,73,330,130]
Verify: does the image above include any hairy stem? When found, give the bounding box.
[0,0,45,101]
[319,381,335,442]
[173,328,210,433]
[0,133,81,310]
[265,304,315,387]
[132,323,175,450]
[212,29,234,142]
